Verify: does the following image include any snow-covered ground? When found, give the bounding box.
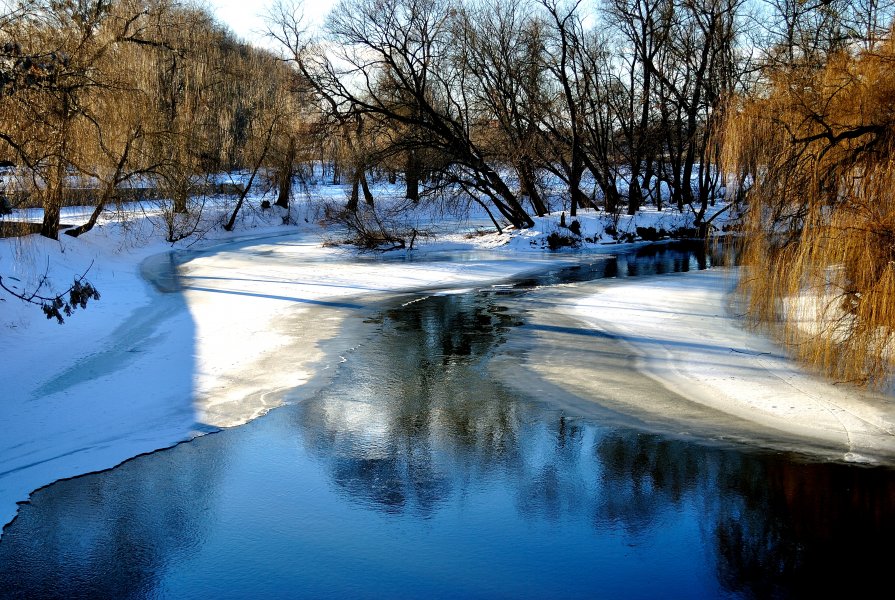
[1,182,891,538]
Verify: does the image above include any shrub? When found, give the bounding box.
[546,230,579,250]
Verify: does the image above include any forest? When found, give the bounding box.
[1,0,894,383]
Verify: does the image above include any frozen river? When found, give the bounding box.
[1,242,893,598]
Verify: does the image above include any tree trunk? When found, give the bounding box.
[518,160,547,216]
[65,200,104,238]
[173,188,188,214]
[40,193,61,240]
[224,169,260,231]
[405,151,419,202]
[626,182,642,216]
[360,170,374,206]
[226,132,274,230]
[276,170,292,209]
[332,160,341,185]
[644,158,659,210]
[604,186,622,215]
[40,159,66,239]
[275,138,296,209]
[483,167,533,228]
[348,170,360,211]
[569,161,586,218]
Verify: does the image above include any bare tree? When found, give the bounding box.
[459,0,549,216]
[274,0,535,228]
[539,0,594,217]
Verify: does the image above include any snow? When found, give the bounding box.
[1,183,891,537]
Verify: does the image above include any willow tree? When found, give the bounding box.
[0,0,141,239]
[722,33,895,385]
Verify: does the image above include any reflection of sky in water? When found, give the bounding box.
[1,244,892,599]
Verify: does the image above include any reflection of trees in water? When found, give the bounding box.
[714,458,895,598]
[299,289,895,597]
[0,443,223,599]
[532,241,733,282]
[594,433,711,533]
[297,292,528,517]
[612,241,735,277]
[575,430,895,597]
[590,431,895,597]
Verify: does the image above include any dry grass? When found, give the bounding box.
[722,33,895,387]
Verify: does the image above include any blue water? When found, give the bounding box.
[1,243,892,599]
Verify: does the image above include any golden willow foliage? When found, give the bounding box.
[0,0,312,239]
[723,33,895,386]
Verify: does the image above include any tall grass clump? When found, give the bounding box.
[722,34,895,387]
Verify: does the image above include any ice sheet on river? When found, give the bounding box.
[516,268,895,462]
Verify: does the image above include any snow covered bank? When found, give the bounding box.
[1,226,199,535]
[559,269,895,462]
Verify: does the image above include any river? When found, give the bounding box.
[1,242,892,599]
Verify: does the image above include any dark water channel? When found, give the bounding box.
[1,243,893,599]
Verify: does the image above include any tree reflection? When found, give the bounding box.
[296,292,528,517]
[594,433,707,532]
[714,457,895,598]
[297,288,895,597]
